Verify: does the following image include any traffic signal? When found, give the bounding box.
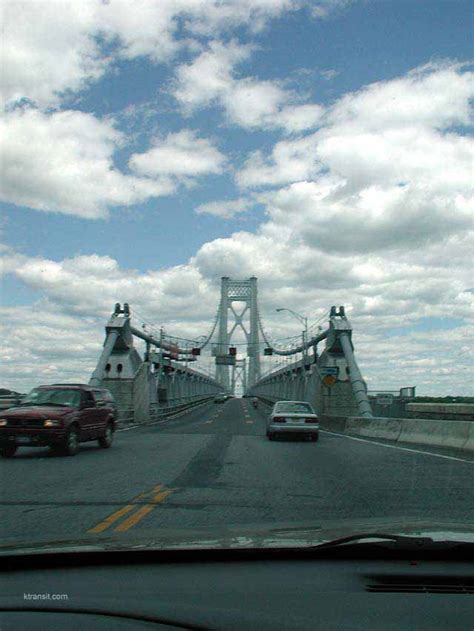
[229,347,237,356]
[264,348,273,356]
[192,348,201,356]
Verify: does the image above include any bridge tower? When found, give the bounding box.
[214,277,261,391]
[231,358,247,395]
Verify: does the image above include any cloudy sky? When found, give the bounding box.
[1,0,473,395]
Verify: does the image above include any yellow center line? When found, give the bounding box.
[114,489,173,532]
[87,484,164,534]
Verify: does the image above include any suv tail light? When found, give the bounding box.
[273,417,286,423]
[304,418,318,423]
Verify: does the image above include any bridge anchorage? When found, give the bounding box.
[89,277,372,424]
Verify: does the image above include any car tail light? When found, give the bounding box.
[304,418,318,423]
[273,417,286,423]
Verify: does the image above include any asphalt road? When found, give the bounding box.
[1,398,473,545]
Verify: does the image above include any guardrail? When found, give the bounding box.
[116,395,216,426]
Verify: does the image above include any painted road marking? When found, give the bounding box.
[115,488,173,532]
[87,484,172,534]
[204,420,214,424]
[320,430,474,464]
[246,420,253,424]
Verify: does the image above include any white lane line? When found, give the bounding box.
[320,430,474,464]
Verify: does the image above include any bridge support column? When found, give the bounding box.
[339,333,372,418]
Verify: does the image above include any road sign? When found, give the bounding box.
[215,356,236,366]
[322,375,337,386]
[322,366,339,376]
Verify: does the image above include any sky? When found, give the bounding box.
[1,0,473,395]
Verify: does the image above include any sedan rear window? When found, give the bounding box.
[275,402,314,414]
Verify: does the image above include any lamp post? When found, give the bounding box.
[276,308,309,365]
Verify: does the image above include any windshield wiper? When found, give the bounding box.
[311,533,449,551]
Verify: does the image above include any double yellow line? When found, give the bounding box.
[87,484,173,534]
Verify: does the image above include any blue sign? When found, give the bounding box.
[322,366,339,376]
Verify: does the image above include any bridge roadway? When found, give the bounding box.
[1,398,473,544]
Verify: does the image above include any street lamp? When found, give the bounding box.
[275,308,309,364]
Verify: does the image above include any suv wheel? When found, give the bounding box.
[0,445,17,458]
[98,423,114,449]
[62,427,79,456]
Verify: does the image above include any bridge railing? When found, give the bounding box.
[116,394,216,425]
[248,307,373,418]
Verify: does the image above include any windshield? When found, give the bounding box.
[22,389,81,408]
[1,0,473,561]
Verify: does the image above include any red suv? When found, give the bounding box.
[0,384,117,457]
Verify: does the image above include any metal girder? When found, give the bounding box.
[215,277,261,391]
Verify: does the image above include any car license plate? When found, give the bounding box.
[16,437,31,444]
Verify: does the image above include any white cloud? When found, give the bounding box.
[320,69,339,80]
[3,1,322,110]
[237,133,322,187]
[2,252,216,321]
[0,304,108,392]
[195,197,255,218]
[327,62,473,131]
[172,40,324,132]
[237,62,474,253]
[260,179,473,254]
[0,108,173,219]
[129,130,226,179]
[172,40,254,111]
[2,1,105,109]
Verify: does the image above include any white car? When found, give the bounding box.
[266,400,319,441]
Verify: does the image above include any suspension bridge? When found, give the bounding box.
[89,276,372,423]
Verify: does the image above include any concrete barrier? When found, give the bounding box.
[464,423,474,452]
[323,415,474,453]
[346,416,403,441]
[320,415,348,433]
[398,419,472,450]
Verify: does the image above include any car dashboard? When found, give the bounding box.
[1,547,473,630]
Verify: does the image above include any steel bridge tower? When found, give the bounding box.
[214,277,261,391]
[231,358,247,395]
